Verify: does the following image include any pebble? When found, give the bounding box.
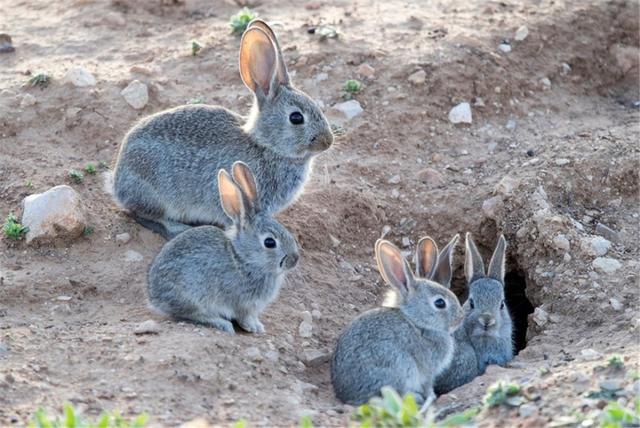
[311,309,322,319]
[417,168,444,187]
[592,257,621,274]
[514,26,529,41]
[20,93,37,107]
[600,379,623,391]
[357,63,375,79]
[555,158,570,166]
[401,237,410,247]
[134,319,160,335]
[121,80,149,109]
[495,176,519,197]
[540,77,552,89]
[124,250,144,263]
[407,69,426,85]
[302,349,329,367]
[448,102,472,124]
[0,33,14,53]
[609,297,623,311]
[519,403,538,418]
[299,321,312,338]
[64,67,96,87]
[498,42,512,53]
[580,348,601,361]
[301,311,313,324]
[595,223,621,243]
[561,63,572,75]
[505,118,517,130]
[552,234,570,252]
[315,72,328,82]
[329,100,363,121]
[581,236,611,257]
[129,65,154,75]
[244,346,263,362]
[329,234,341,248]
[533,307,549,327]
[21,185,87,244]
[482,196,504,221]
[116,232,131,244]
[388,175,401,185]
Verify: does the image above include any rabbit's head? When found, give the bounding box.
[218,162,299,274]
[376,239,463,334]
[461,234,512,341]
[239,20,333,159]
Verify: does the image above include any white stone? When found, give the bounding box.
[301,311,313,324]
[609,297,623,311]
[315,72,328,82]
[540,77,552,88]
[533,307,549,327]
[329,100,363,121]
[580,348,601,361]
[115,232,131,244]
[65,67,96,87]
[20,93,37,107]
[499,43,512,53]
[302,349,329,366]
[134,319,160,335]
[515,26,529,41]
[555,158,570,166]
[388,174,401,184]
[121,80,149,109]
[21,185,87,244]
[581,236,611,257]
[125,250,144,263]
[407,69,426,85]
[552,234,571,252]
[592,257,621,274]
[448,102,472,124]
[401,237,411,247]
[298,320,312,338]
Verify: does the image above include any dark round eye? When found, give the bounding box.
[500,300,505,310]
[434,298,446,309]
[289,111,304,125]
[264,237,276,248]
[469,299,475,309]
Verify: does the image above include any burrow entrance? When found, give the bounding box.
[504,271,535,354]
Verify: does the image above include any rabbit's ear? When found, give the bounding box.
[232,161,259,212]
[432,234,460,288]
[415,237,438,279]
[465,233,485,284]
[487,235,507,283]
[218,169,246,224]
[239,28,277,97]
[376,239,414,296]
[246,19,290,86]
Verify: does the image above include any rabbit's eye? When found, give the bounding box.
[289,111,304,125]
[500,300,505,310]
[469,299,475,309]
[434,298,446,309]
[264,237,277,248]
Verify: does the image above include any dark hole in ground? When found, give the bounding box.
[504,271,534,354]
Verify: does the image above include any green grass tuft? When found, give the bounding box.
[484,381,523,408]
[84,164,97,175]
[68,170,84,183]
[191,40,202,56]
[230,8,257,35]
[607,355,624,370]
[28,72,51,88]
[3,213,29,240]
[29,403,148,428]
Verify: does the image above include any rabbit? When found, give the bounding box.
[434,233,513,394]
[331,238,464,408]
[111,19,333,239]
[147,161,299,334]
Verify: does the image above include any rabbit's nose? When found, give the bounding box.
[281,253,299,270]
[309,133,333,151]
[478,314,496,329]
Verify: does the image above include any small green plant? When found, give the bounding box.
[4,213,28,240]
[608,355,624,370]
[28,72,51,88]
[68,170,84,183]
[29,404,148,428]
[600,398,640,428]
[230,7,257,35]
[83,226,94,237]
[26,180,34,189]
[99,160,109,169]
[344,79,362,94]
[299,415,313,428]
[191,40,202,56]
[187,96,205,105]
[84,164,97,175]
[484,381,523,408]
[438,407,480,427]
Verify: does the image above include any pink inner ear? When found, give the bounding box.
[249,38,276,95]
[389,252,408,286]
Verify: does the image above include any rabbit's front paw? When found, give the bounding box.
[239,316,265,334]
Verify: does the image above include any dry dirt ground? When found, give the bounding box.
[1,0,639,426]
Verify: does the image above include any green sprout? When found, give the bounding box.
[26,180,34,189]
[191,40,202,56]
[83,226,94,237]
[344,79,362,94]
[68,170,84,183]
[3,213,28,240]
[484,381,523,408]
[29,403,148,428]
[600,398,640,428]
[28,72,51,88]
[99,160,109,169]
[607,355,624,371]
[230,8,257,35]
[84,164,97,175]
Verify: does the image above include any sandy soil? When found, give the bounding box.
[1,0,639,426]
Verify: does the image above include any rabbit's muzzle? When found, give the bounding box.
[477,314,496,330]
[280,252,299,270]
[308,132,333,152]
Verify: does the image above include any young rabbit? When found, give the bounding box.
[331,239,464,407]
[112,19,333,239]
[434,233,513,394]
[147,161,299,334]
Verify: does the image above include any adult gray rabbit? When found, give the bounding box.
[147,162,299,334]
[434,233,513,394]
[331,238,464,408]
[111,19,333,239]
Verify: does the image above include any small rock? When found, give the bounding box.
[592,257,621,274]
[595,223,621,243]
[448,102,472,124]
[20,93,37,107]
[57,295,72,301]
[129,65,154,75]
[495,176,519,197]
[580,348,601,361]
[299,321,312,338]
[21,185,87,244]
[401,237,411,248]
[609,297,623,311]
[407,69,426,85]
[555,158,570,166]
[244,346,263,362]
[533,307,549,327]
[65,67,96,87]
[600,379,623,391]
[0,33,15,53]
[514,26,529,41]
[505,118,517,130]
[388,174,401,185]
[125,250,144,263]
[121,80,149,109]
[357,63,375,79]
[498,42,512,53]
[482,196,504,221]
[581,236,611,257]
[519,403,537,418]
[417,168,444,187]
[329,234,341,248]
[540,77,552,89]
[134,319,160,335]
[328,100,363,121]
[552,234,571,252]
[301,311,313,324]
[611,44,639,75]
[561,62,572,75]
[315,72,328,82]
[302,349,329,367]
[311,309,321,319]
[474,97,485,107]
[116,232,131,244]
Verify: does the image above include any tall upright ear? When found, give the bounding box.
[432,234,460,288]
[239,28,277,97]
[231,161,259,212]
[415,237,438,279]
[218,169,245,224]
[465,233,485,284]
[376,239,414,297]
[487,235,507,283]
[247,19,290,86]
